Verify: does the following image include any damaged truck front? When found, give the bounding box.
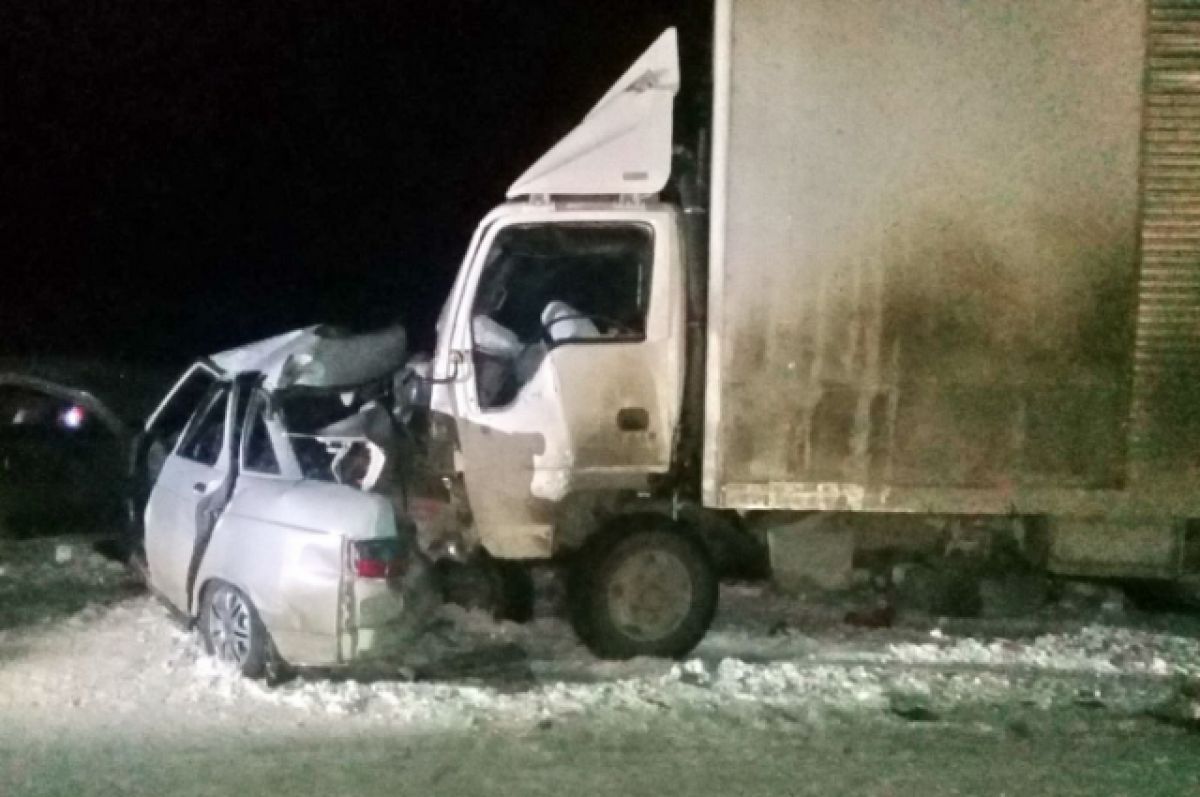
[403,0,1200,660]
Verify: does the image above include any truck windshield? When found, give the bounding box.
[470,222,654,409]
[474,223,652,345]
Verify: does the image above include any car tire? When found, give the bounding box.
[568,519,718,660]
[436,553,535,623]
[199,581,270,678]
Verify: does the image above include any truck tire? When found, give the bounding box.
[569,521,718,659]
[436,553,535,623]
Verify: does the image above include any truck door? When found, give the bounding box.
[441,213,683,558]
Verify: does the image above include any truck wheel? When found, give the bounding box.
[436,553,535,623]
[569,522,718,659]
[199,582,269,678]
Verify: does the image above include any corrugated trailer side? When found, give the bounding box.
[1132,1,1200,494]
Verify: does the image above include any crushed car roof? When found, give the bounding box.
[208,325,407,391]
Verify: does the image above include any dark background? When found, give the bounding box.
[1,0,709,366]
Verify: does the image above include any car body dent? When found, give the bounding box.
[143,326,430,669]
[194,477,424,667]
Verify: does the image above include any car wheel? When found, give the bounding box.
[199,582,269,678]
[569,519,718,660]
[436,553,535,623]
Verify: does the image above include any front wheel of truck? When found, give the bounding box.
[569,520,718,660]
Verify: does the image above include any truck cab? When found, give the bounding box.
[417,29,717,659]
[429,201,686,558]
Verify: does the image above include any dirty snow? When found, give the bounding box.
[139,602,1200,726]
[4,538,1199,731]
[3,536,1200,796]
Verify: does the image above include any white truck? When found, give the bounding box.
[405,0,1200,658]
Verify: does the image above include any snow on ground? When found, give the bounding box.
[0,535,139,631]
[3,536,1199,733]
[154,604,1200,725]
[2,536,1200,795]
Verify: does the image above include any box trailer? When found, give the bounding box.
[705,0,1200,579]
[413,0,1200,658]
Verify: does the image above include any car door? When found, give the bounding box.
[191,388,347,661]
[144,379,232,611]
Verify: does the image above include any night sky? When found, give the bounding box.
[2,1,709,366]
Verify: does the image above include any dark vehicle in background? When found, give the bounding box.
[0,360,169,537]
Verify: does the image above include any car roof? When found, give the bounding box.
[207,325,407,392]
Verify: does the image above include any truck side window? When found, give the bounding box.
[471,222,653,409]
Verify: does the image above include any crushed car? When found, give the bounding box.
[130,325,445,676]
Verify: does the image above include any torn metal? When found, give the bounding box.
[138,324,437,670]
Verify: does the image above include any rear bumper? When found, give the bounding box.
[272,596,434,668]
[342,557,440,664]
[265,553,440,668]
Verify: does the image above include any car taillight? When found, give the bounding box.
[352,538,405,579]
[60,405,86,429]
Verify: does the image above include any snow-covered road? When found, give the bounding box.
[2,536,1199,795]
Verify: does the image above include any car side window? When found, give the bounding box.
[178,384,230,466]
[148,367,218,454]
[241,395,280,475]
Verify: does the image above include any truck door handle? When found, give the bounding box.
[193,482,208,494]
[617,407,650,431]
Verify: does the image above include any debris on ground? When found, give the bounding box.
[3,536,1200,796]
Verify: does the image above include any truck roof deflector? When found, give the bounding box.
[506,28,679,199]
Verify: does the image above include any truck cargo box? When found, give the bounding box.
[704,0,1200,525]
